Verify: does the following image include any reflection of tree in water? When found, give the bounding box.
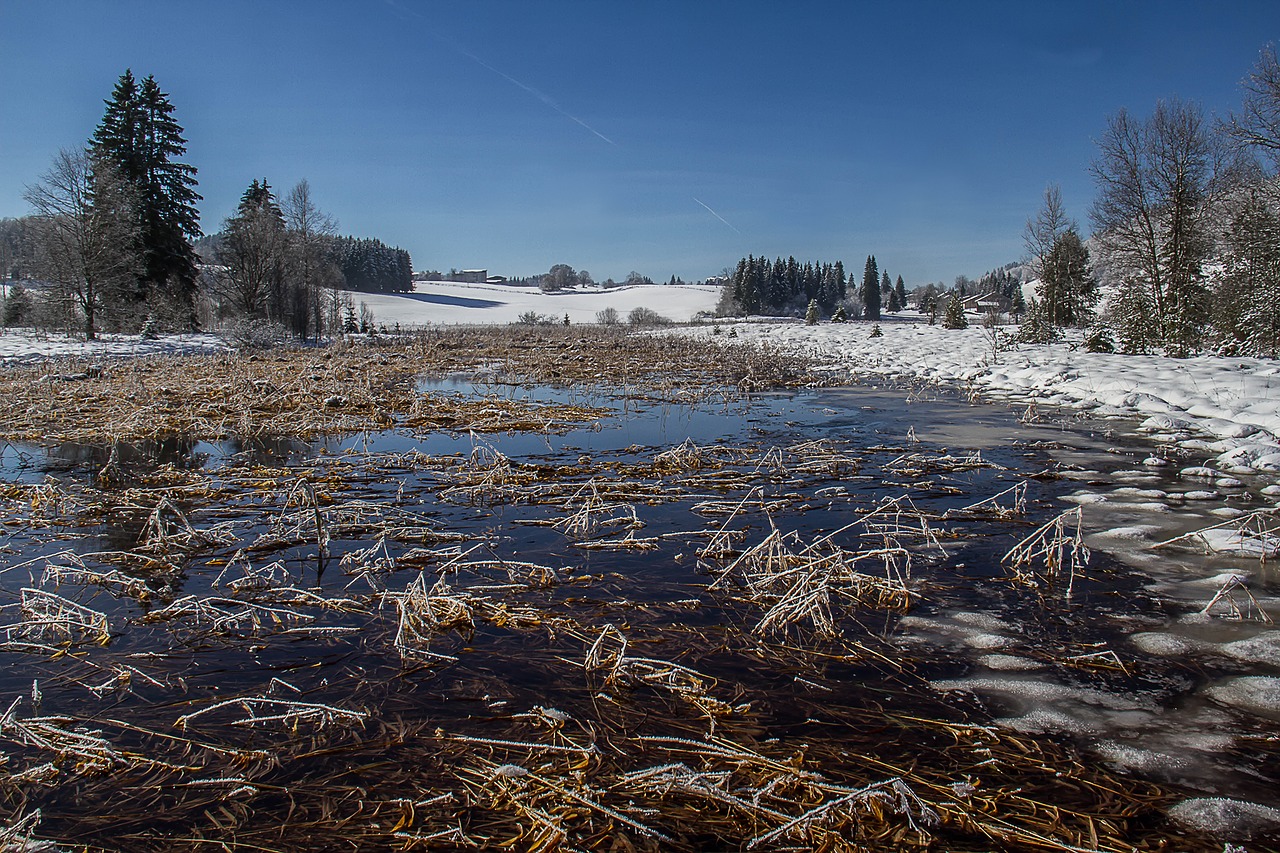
[45,436,205,478]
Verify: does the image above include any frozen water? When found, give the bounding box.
[1168,797,1280,839]
[1206,676,1280,722]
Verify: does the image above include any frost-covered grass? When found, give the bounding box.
[0,329,229,365]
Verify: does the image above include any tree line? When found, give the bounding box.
[719,254,912,321]
[1024,43,1280,357]
[2,69,412,340]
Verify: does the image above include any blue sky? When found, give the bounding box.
[0,1,1276,285]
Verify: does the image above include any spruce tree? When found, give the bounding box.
[861,256,881,320]
[943,292,968,329]
[1039,228,1098,328]
[1215,191,1280,356]
[92,70,202,324]
[895,275,907,308]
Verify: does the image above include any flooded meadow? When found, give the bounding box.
[0,328,1276,851]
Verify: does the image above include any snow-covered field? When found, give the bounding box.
[0,331,229,365]
[349,280,721,327]
[672,316,1280,482]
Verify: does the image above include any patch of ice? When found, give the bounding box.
[963,633,1015,650]
[1180,466,1218,480]
[1220,633,1280,664]
[976,654,1043,671]
[1142,456,1171,467]
[1096,741,1191,774]
[1061,491,1107,505]
[1194,528,1280,557]
[1112,487,1167,499]
[1168,797,1280,839]
[1130,632,1205,656]
[1215,477,1246,489]
[1094,525,1163,541]
[1206,676,1280,722]
[950,612,1014,632]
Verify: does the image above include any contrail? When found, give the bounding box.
[693,197,741,234]
[384,1,615,146]
[456,48,616,146]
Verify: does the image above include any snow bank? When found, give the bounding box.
[668,319,1280,480]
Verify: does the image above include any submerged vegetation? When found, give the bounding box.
[0,326,1273,850]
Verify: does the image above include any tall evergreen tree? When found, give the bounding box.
[861,256,881,320]
[1214,190,1280,356]
[92,70,202,324]
[1038,228,1098,328]
[894,275,907,309]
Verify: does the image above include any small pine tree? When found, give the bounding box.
[831,305,847,323]
[805,299,819,325]
[869,323,883,338]
[3,284,32,327]
[942,292,968,329]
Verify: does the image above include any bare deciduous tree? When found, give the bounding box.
[1023,184,1073,280]
[1089,99,1224,355]
[1228,43,1280,168]
[283,179,340,338]
[22,149,139,339]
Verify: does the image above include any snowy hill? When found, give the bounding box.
[345,280,721,327]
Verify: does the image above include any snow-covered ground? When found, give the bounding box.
[349,280,721,326]
[0,331,229,365]
[672,316,1280,481]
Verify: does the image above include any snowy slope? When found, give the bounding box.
[347,280,720,326]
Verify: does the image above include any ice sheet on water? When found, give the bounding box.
[1096,741,1193,774]
[1220,632,1280,664]
[1062,492,1108,504]
[1168,797,1280,839]
[1112,486,1167,499]
[1194,527,1280,557]
[1094,525,1163,541]
[975,653,1043,671]
[1206,676,1280,722]
[1130,632,1204,656]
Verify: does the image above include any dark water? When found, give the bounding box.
[0,380,1276,849]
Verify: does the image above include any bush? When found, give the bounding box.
[222,318,288,350]
[628,306,670,327]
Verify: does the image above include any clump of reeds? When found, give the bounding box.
[709,519,913,637]
[1001,507,1089,597]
